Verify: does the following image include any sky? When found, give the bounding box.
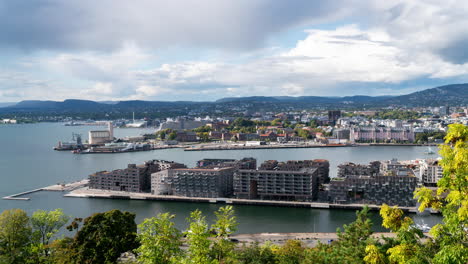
[1,0,468,102]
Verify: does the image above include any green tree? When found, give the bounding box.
[234,242,276,264]
[168,131,177,141]
[31,209,69,254]
[414,123,468,264]
[71,210,138,264]
[274,240,305,264]
[183,210,216,264]
[304,206,375,264]
[0,209,32,264]
[136,213,183,264]
[211,206,238,263]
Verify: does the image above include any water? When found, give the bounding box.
[0,123,441,233]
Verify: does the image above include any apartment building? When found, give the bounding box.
[151,167,235,198]
[234,162,319,201]
[329,175,418,206]
[419,159,443,186]
[89,160,185,192]
[259,159,330,184]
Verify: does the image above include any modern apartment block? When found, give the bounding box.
[418,159,443,186]
[234,160,319,201]
[337,161,381,177]
[151,167,235,198]
[89,160,186,192]
[196,158,257,170]
[259,159,330,184]
[329,175,418,206]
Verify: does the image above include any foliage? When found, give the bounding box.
[414,123,468,264]
[182,210,215,264]
[0,209,32,263]
[136,213,182,264]
[70,209,138,264]
[234,242,276,264]
[168,131,177,141]
[211,206,238,263]
[193,125,212,133]
[374,110,421,120]
[31,209,69,249]
[415,131,446,143]
[304,206,375,264]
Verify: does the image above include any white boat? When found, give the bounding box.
[425,147,436,155]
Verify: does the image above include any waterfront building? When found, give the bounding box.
[233,167,319,201]
[259,159,330,184]
[337,161,381,177]
[151,167,235,198]
[350,126,415,143]
[88,122,113,145]
[176,131,197,142]
[333,128,350,140]
[197,158,257,170]
[329,174,418,206]
[89,160,185,192]
[418,159,443,186]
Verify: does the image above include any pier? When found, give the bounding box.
[2,180,89,201]
[64,187,418,212]
[184,144,352,151]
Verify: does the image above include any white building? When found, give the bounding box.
[89,122,113,144]
[419,159,443,186]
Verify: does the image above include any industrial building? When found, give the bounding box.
[234,160,320,201]
[89,160,185,192]
[88,122,114,145]
[151,167,235,198]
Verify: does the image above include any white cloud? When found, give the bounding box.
[2,0,468,102]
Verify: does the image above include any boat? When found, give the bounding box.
[425,147,435,155]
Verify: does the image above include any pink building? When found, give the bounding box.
[350,127,415,143]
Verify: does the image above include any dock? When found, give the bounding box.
[64,187,417,212]
[184,144,352,151]
[2,180,89,201]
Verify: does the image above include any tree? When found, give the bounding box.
[31,209,69,254]
[414,124,468,264]
[168,131,177,141]
[211,206,238,263]
[274,240,306,264]
[183,210,215,264]
[234,242,276,264]
[136,213,183,264]
[71,210,138,264]
[0,209,32,263]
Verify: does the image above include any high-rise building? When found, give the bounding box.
[328,110,342,125]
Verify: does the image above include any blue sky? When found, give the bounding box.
[1,0,468,102]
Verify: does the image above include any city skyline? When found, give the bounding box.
[1,1,468,102]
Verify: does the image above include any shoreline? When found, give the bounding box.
[62,187,421,213]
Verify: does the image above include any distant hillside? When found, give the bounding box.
[381,84,468,106]
[2,83,467,115]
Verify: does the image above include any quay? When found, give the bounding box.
[2,180,89,201]
[64,187,417,213]
[184,144,352,151]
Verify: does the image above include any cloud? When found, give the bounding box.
[2,0,468,102]
[0,0,354,52]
